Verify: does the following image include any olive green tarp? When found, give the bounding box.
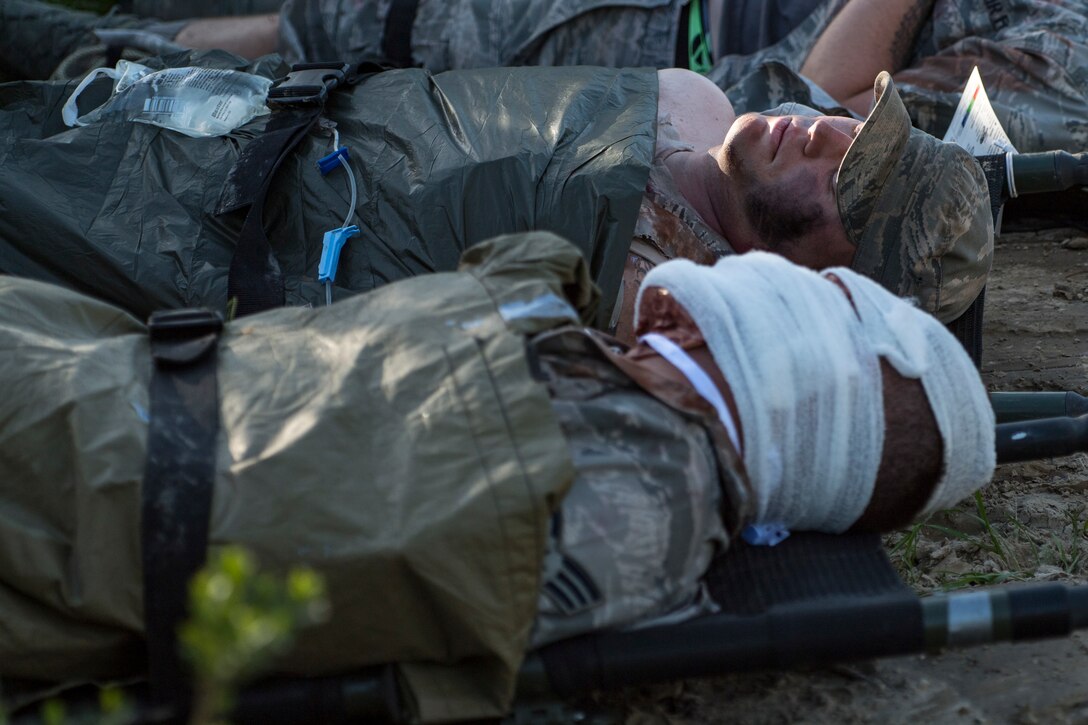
[0,232,599,723]
[0,51,657,329]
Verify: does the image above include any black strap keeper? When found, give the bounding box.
[149,308,224,366]
[142,308,224,720]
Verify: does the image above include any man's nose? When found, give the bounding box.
[805,118,855,158]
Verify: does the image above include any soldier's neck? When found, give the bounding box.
[663,148,733,241]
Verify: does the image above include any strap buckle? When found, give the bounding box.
[267,62,353,106]
[149,308,224,342]
[148,309,224,366]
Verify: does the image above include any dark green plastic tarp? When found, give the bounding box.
[0,232,598,723]
[0,51,657,328]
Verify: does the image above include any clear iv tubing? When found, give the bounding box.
[326,127,359,306]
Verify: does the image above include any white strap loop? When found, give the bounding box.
[639,332,742,454]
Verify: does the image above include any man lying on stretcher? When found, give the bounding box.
[0,233,993,720]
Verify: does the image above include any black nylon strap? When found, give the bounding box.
[381,0,421,67]
[142,309,223,719]
[674,2,690,68]
[219,62,396,318]
[218,63,375,319]
[220,107,321,318]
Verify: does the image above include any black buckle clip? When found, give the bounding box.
[149,309,224,342]
[148,309,224,366]
[267,62,353,106]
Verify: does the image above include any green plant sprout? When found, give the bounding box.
[180,547,329,724]
[887,488,1088,593]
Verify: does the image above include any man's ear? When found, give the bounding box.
[850,361,942,533]
[634,286,686,337]
[823,272,857,310]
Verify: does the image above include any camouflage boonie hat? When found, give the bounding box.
[837,72,994,323]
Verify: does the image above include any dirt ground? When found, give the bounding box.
[595,226,1088,724]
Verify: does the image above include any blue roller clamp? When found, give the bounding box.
[318,225,360,284]
[317,147,351,175]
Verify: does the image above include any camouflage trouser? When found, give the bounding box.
[279,0,683,71]
[527,327,735,648]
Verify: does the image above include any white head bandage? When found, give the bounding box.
[635,253,995,532]
[637,253,884,532]
[823,266,996,517]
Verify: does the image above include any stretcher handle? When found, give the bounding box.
[991,391,1088,424]
[995,413,1088,464]
[1009,150,1088,194]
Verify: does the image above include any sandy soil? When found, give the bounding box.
[592,227,1088,724]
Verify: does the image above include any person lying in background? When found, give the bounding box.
[5,0,1079,150]
[0,46,992,339]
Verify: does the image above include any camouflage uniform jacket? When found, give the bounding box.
[529,326,752,648]
[710,0,1088,152]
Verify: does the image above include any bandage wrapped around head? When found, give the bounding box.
[635,253,994,532]
[825,265,997,519]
